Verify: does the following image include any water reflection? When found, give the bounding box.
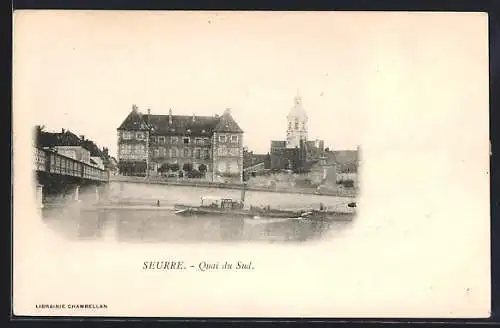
[41,207,355,244]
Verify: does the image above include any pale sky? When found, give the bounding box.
[14,11,487,159]
[14,11,373,157]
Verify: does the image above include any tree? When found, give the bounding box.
[183,162,193,172]
[188,170,203,178]
[198,163,207,175]
[169,163,179,172]
[158,164,168,173]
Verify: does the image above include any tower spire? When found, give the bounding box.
[294,89,302,105]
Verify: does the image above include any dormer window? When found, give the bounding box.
[136,132,144,140]
[183,137,190,145]
[219,135,226,142]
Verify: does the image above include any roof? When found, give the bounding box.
[145,114,218,135]
[117,107,243,135]
[117,109,150,131]
[271,140,287,147]
[332,150,358,165]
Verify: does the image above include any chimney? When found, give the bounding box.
[61,128,65,134]
[147,108,151,115]
[132,104,138,112]
[192,113,196,122]
[80,135,85,141]
[224,108,231,115]
[169,108,173,125]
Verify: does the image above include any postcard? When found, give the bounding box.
[12,10,490,318]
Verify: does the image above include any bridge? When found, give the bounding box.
[34,147,110,208]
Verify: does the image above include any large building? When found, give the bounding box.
[116,105,244,182]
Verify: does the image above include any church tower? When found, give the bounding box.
[286,90,308,148]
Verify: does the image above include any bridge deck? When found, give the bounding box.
[34,147,109,182]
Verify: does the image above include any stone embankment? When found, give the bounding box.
[110,175,357,198]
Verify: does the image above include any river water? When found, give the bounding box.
[39,184,357,244]
[40,205,356,244]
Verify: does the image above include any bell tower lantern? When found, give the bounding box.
[286,90,308,148]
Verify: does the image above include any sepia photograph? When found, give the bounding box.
[13,10,490,318]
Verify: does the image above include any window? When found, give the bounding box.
[229,148,240,156]
[136,132,144,140]
[183,148,190,158]
[217,145,228,156]
[158,136,165,144]
[295,119,299,130]
[194,148,201,159]
[151,136,157,143]
[171,136,178,143]
[134,144,145,153]
[202,149,210,159]
[195,138,203,145]
[219,135,226,142]
[153,148,159,157]
[204,138,210,145]
[170,148,178,158]
[231,135,238,143]
[288,121,292,130]
[183,137,190,145]
[122,131,133,140]
[159,147,166,156]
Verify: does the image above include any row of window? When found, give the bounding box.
[121,131,145,140]
[217,146,240,157]
[151,136,210,145]
[218,134,239,143]
[121,131,241,144]
[119,144,146,154]
[120,143,240,157]
[152,147,210,159]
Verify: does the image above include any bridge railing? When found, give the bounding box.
[34,147,109,182]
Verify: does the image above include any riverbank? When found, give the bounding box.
[110,175,357,198]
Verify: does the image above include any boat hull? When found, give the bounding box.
[173,204,302,218]
[173,204,355,221]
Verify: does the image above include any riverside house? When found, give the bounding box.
[116,105,244,183]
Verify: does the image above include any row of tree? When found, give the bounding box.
[117,160,208,178]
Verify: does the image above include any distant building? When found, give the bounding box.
[286,91,308,148]
[270,93,324,172]
[35,127,112,171]
[243,148,270,169]
[116,105,244,182]
[55,146,91,164]
[90,156,105,170]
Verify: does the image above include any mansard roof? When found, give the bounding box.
[144,114,218,136]
[118,106,244,135]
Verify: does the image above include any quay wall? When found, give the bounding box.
[109,175,357,197]
[106,179,356,211]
